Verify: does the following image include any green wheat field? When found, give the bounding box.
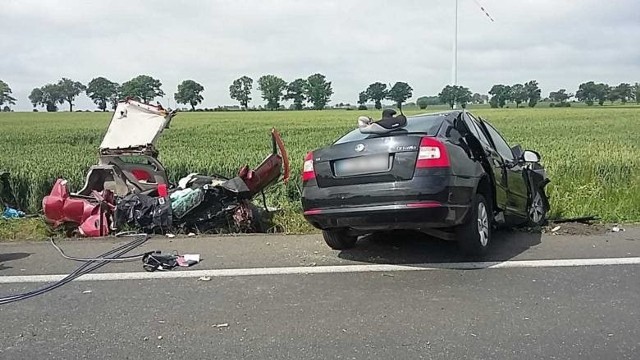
[1,106,639,237]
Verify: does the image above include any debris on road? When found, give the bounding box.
[41,99,290,238]
[82,290,92,294]
[213,323,229,328]
[544,221,607,236]
[198,276,212,281]
[611,225,625,233]
[141,251,201,272]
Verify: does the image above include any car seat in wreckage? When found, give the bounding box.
[43,100,176,236]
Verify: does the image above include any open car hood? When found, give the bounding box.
[100,100,176,152]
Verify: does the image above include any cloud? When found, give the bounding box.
[1,0,638,110]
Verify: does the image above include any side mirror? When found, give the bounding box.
[522,150,541,163]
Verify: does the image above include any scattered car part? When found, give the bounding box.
[42,179,115,237]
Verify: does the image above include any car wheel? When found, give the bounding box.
[322,229,357,250]
[456,194,491,256]
[528,190,548,226]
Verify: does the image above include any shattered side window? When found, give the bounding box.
[463,114,491,148]
[483,121,515,162]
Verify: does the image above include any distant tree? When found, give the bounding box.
[364,82,388,110]
[510,84,527,108]
[613,83,633,104]
[633,83,640,104]
[595,83,610,106]
[86,77,119,111]
[488,85,512,108]
[549,89,572,103]
[576,81,598,106]
[357,91,368,106]
[305,73,333,110]
[471,93,487,104]
[2,106,10,112]
[0,80,16,108]
[257,75,287,110]
[385,82,413,110]
[28,88,43,110]
[284,78,307,110]
[29,84,64,112]
[229,76,253,109]
[174,80,205,111]
[416,96,429,109]
[120,75,164,103]
[439,86,456,108]
[439,85,472,109]
[458,87,473,108]
[57,78,86,112]
[524,80,541,107]
[606,85,619,104]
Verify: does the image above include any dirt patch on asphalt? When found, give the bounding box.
[544,222,609,236]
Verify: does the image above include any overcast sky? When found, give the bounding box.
[1,0,639,111]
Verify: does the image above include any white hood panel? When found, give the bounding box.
[100,101,171,150]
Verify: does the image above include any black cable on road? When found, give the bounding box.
[0,233,149,305]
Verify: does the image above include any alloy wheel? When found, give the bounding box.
[529,192,545,224]
[477,202,489,247]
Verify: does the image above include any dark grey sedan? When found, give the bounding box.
[301,110,550,255]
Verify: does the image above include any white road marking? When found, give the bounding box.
[1,257,640,284]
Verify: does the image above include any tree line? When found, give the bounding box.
[1,77,639,112]
[230,73,333,110]
[0,74,334,112]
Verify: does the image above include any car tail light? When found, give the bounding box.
[302,152,316,182]
[416,137,450,168]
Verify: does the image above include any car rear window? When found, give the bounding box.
[334,115,445,144]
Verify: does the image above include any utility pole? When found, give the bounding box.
[452,0,458,109]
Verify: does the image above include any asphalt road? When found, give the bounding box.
[1,228,639,359]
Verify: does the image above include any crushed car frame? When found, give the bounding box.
[43,100,290,237]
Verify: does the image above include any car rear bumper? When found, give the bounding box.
[303,201,471,231]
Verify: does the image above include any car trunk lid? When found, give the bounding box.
[313,135,423,188]
[100,100,176,153]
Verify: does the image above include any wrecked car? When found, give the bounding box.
[43,99,289,237]
[301,109,550,255]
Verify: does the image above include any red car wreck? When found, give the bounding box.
[43,99,289,237]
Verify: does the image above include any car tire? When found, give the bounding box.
[527,189,548,226]
[322,229,357,250]
[456,193,491,256]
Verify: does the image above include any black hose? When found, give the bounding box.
[49,238,148,262]
[0,235,146,304]
[0,234,149,305]
[0,235,147,304]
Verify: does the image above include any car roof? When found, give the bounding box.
[334,110,463,145]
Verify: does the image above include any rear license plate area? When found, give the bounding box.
[333,154,391,177]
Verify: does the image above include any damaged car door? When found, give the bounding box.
[480,119,530,223]
[459,113,509,218]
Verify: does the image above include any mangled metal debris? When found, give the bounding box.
[42,99,290,237]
